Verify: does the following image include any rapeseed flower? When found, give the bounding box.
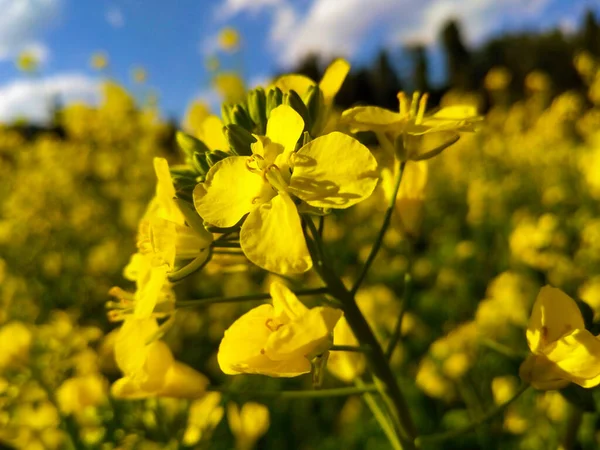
[112,318,209,399]
[342,92,480,160]
[228,402,270,450]
[519,286,600,389]
[194,105,378,274]
[217,282,341,376]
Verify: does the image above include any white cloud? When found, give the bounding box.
[217,0,281,19]
[106,6,125,28]
[0,0,61,60]
[246,0,555,67]
[0,74,100,124]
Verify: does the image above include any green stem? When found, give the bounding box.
[304,218,417,449]
[356,378,403,450]
[386,272,412,360]
[561,404,583,450]
[212,241,241,248]
[330,345,370,353]
[168,251,212,282]
[352,159,406,295]
[415,384,530,447]
[174,287,331,308]
[479,338,528,359]
[207,384,378,399]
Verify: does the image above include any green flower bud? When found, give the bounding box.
[266,87,283,119]
[231,104,255,131]
[225,124,256,157]
[283,90,309,132]
[247,87,268,135]
[221,103,234,126]
[205,150,230,167]
[304,85,325,136]
[176,131,210,158]
[192,152,210,176]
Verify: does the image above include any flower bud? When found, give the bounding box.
[266,87,283,119]
[247,87,267,134]
[225,124,256,156]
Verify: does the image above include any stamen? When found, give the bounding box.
[416,93,429,125]
[410,91,421,118]
[265,318,283,332]
[397,92,408,116]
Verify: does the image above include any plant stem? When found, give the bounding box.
[168,251,212,282]
[561,404,583,450]
[330,345,370,353]
[386,272,412,360]
[415,384,530,446]
[212,241,241,248]
[174,287,330,308]
[352,159,406,295]
[207,384,379,399]
[356,378,403,450]
[304,217,417,449]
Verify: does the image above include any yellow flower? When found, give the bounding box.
[213,72,246,104]
[227,402,270,450]
[342,92,480,160]
[218,27,240,52]
[382,160,428,236]
[112,318,209,399]
[217,282,341,377]
[56,374,108,415]
[272,58,350,105]
[15,51,39,73]
[327,316,366,382]
[183,392,224,446]
[131,66,147,84]
[137,158,213,270]
[90,52,109,71]
[194,105,378,274]
[0,321,32,369]
[108,253,173,321]
[519,286,600,389]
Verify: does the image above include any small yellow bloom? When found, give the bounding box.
[213,72,246,104]
[519,285,600,389]
[15,51,39,73]
[0,321,32,369]
[227,402,270,450]
[112,318,209,399]
[90,52,109,71]
[131,66,147,84]
[217,282,341,377]
[218,27,241,52]
[194,105,378,274]
[382,160,428,236]
[137,157,213,270]
[342,92,481,160]
[56,374,108,415]
[327,316,366,382]
[273,58,350,105]
[183,392,224,446]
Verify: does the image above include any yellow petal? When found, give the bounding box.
[544,329,600,387]
[198,115,228,151]
[217,304,311,376]
[264,306,341,361]
[159,361,209,398]
[270,282,308,322]
[114,318,158,377]
[341,106,403,132]
[266,105,304,158]
[526,286,585,353]
[398,161,428,200]
[518,354,570,390]
[194,156,272,228]
[327,316,366,383]
[290,132,378,209]
[240,193,312,274]
[134,264,169,319]
[218,304,274,375]
[271,74,315,97]
[154,157,185,224]
[319,58,350,103]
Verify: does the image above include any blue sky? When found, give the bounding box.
[0,0,599,123]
